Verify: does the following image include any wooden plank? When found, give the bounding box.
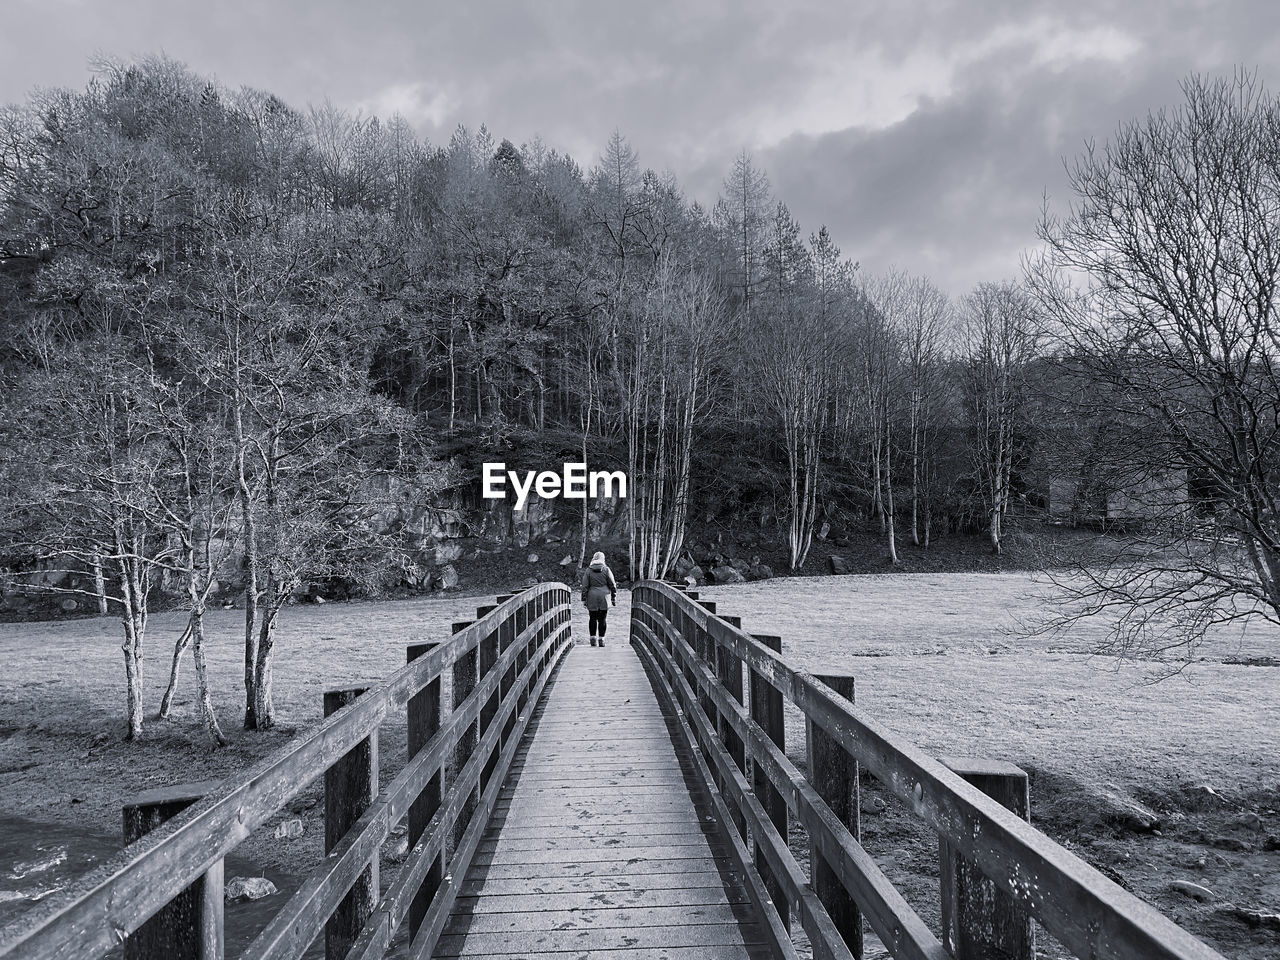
[444,902,749,934]
[457,872,751,897]
[451,886,750,913]
[436,922,768,955]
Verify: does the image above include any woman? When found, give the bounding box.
[581,551,618,646]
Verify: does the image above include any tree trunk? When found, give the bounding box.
[93,556,108,616]
[190,607,226,745]
[885,447,899,565]
[157,622,194,720]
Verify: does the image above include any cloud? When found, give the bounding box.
[357,82,454,130]
[3,0,1280,298]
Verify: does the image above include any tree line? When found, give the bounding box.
[3,56,1277,737]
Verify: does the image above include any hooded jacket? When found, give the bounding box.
[581,559,617,611]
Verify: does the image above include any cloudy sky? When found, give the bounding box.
[4,0,1279,295]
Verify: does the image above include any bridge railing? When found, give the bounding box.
[0,582,574,960]
[630,580,1225,960]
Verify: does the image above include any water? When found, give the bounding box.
[0,814,304,957]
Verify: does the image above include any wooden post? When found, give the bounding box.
[499,616,518,744]
[717,616,746,840]
[122,782,224,960]
[451,621,478,853]
[479,625,500,791]
[749,634,788,932]
[324,686,378,960]
[939,758,1034,960]
[809,672,861,959]
[406,642,441,940]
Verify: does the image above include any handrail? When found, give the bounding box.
[630,580,1226,960]
[0,581,574,960]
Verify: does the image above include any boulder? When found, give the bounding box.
[673,555,694,578]
[1169,880,1215,902]
[1093,784,1160,832]
[560,555,574,566]
[438,564,460,590]
[434,542,464,564]
[711,565,746,584]
[750,562,774,580]
[686,565,705,584]
[527,553,539,563]
[273,818,305,840]
[828,556,851,575]
[226,876,277,902]
[818,521,831,541]
[683,575,698,589]
[860,795,887,815]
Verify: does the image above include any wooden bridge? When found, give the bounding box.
[0,581,1229,960]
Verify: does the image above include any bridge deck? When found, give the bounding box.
[440,601,775,959]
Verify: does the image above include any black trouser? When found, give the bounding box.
[588,609,608,637]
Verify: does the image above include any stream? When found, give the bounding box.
[0,813,311,956]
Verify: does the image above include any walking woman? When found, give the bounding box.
[581,551,617,646]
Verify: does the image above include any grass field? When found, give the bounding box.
[0,572,1277,957]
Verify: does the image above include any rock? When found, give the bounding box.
[385,837,410,864]
[527,553,539,563]
[1217,903,1280,930]
[439,564,460,590]
[273,818,305,840]
[289,796,318,814]
[313,595,326,605]
[686,565,705,584]
[683,575,697,589]
[1169,880,1215,902]
[226,876,277,902]
[433,542,464,565]
[674,556,693,577]
[818,521,830,541]
[1227,811,1263,832]
[1093,784,1160,832]
[828,556,851,575]
[560,555,574,566]
[860,796,887,815]
[58,598,79,612]
[751,563,774,580]
[711,565,746,584]
[1262,834,1280,852]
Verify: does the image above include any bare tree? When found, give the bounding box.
[623,256,721,579]
[960,281,1038,555]
[1028,70,1280,663]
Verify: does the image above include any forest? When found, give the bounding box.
[4,57,1280,741]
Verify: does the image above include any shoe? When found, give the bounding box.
[599,638,606,647]
[590,638,597,646]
